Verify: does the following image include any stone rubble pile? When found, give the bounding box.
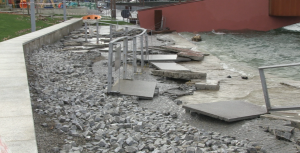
[25,32,264,153]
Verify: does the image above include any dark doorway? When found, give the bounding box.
[154,10,162,31]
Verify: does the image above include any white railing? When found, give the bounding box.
[259,63,300,112]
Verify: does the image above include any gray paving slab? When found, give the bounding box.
[137,54,177,61]
[0,99,32,117]
[136,54,191,62]
[5,140,37,153]
[0,49,23,54]
[0,57,25,64]
[0,77,29,87]
[0,44,23,48]
[112,79,156,98]
[151,62,191,71]
[0,116,36,142]
[0,52,25,58]
[0,69,28,78]
[183,101,267,122]
[0,86,30,101]
[0,63,26,70]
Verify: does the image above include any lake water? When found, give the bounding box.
[179,23,300,81]
[176,23,300,108]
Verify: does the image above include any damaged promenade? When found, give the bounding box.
[1,18,300,153]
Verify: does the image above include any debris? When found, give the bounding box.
[192,34,202,42]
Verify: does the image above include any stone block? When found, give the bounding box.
[195,80,220,90]
[151,70,206,80]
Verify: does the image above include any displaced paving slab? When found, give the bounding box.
[183,101,267,122]
[136,54,190,62]
[152,70,206,80]
[112,79,156,99]
[151,62,190,71]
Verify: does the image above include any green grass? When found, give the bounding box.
[0,13,63,42]
[0,13,133,42]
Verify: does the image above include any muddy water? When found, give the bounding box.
[160,32,300,109]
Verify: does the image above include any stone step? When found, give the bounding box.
[195,80,220,90]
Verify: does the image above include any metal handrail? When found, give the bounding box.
[259,63,300,112]
[107,25,148,93]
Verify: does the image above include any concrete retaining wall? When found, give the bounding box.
[23,19,82,54]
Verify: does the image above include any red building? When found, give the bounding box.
[138,0,300,32]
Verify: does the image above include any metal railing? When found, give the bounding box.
[259,63,300,112]
[107,25,148,93]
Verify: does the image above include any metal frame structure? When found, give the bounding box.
[259,63,300,112]
[107,25,148,93]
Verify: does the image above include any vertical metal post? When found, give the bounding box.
[140,35,144,70]
[96,22,99,44]
[133,37,137,73]
[30,0,36,32]
[125,26,128,35]
[63,0,67,21]
[259,68,271,112]
[107,43,113,92]
[85,22,87,42]
[123,37,128,79]
[110,25,112,41]
[145,33,149,64]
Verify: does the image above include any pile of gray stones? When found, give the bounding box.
[25,29,264,153]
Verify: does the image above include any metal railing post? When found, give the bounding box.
[107,42,113,92]
[30,0,36,32]
[123,37,128,79]
[85,22,87,42]
[133,37,137,73]
[140,35,144,71]
[63,0,67,21]
[125,27,128,35]
[110,24,113,41]
[259,68,271,112]
[96,22,99,44]
[145,33,149,64]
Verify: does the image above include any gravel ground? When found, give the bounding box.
[25,26,300,153]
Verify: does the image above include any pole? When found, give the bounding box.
[140,35,144,71]
[96,22,99,44]
[110,24,112,41]
[30,0,36,32]
[27,2,29,15]
[63,0,67,21]
[145,33,148,64]
[107,42,113,92]
[123,37,128,79]
[133,37,137,73]
[85,22,87,42]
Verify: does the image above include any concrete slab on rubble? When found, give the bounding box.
[151,62,190,71]
[111,79,156,99]
[136,54,191,62]
[261,112,300,129]
[183,101,267,122]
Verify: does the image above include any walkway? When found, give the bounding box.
[0,18,82,153]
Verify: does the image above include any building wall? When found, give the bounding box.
[138,0,300,32]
